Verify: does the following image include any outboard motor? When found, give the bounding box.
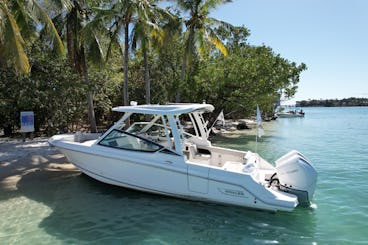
[274,150,318,205]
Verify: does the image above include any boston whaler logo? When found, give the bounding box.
[218,188,248,198]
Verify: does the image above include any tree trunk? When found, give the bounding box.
[143,45,150,105]
[66,5,82,73]
[81,46,97,133]
[66,12,74,66]
[123,22,129,106]
[86,92,97,133]
[123,22,130,128]
[176,55,186,103]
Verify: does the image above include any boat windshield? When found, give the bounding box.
[127,122,171,140]
[98,129,163,152]
[106,110,210,154]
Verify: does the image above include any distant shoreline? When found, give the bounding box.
[296,97,368,107]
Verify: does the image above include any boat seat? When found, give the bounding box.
[188,145,211,162]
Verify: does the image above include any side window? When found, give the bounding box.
[99,129,162,152]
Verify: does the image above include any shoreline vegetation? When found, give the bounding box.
[1,1,305,137]
[297,97,368,107]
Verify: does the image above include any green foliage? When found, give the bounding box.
[0,1,308,136]
[0,42,84,136]
[186,27,307,118]
[175,0,231,59]
[0,0,64,74]
[149,31,183,103]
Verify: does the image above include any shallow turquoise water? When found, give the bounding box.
[1,107,368,244]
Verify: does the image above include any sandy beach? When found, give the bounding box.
[0,138,77,194]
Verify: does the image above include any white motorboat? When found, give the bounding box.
[49,103,317,212]
[276,105,305,118]
[277,111,305,118]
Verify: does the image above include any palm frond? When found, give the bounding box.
[106,28,122,62]
[82,15,107,66]
[0,2,5,37]
[12,0,38,40]
[174,0,194,11]
[207,27,227,56]
[207,16,233,32]
[92,7,123,21]
[61,0,73,12]
[151,27,164,46]
[201,0,232,14]
[85,32,104,66]
[1,3,30,73]
[32,0,65,55]
[49,0,73,12]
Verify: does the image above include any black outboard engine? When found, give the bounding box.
[274,150,318,205]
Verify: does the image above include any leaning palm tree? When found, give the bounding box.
[0,0,64,74]
[174,0,232,102]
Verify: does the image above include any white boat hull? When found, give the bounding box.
[49,103,316,212]
[277,112,304,118]
[53,140,297,212]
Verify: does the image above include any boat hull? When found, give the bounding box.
[48,103,317,212]
[277,113,304,118]
[52,140,298,212]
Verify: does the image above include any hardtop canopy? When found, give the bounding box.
[112,103,215,115]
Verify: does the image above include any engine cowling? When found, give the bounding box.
[275,150,318,204]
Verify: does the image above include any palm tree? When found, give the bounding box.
[132,22,152,105]
[92,0,134,107]
[131,1,174,104]
[54,0,104,133]
[93,0,168,106]
[0,0,64,74]
[174,0,232,102]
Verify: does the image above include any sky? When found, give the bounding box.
[211,0,368,101]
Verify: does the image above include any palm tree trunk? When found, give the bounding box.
[66,5,80,72]
[87,92,97,133]
[81,46,97,133]
[123,22,129,106]
[123,22,130,128]
[143,45,150,104]
[176,55,186,103]
[66,16,74,63]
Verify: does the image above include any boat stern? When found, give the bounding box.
[274,150,318,205]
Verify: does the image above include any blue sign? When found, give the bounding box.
[20,111,34,132]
